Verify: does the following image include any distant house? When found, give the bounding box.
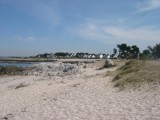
[36,53,55,58]
[47,53,56,58]
[91,54,96,58]
[107,54,111,59]
[87,54,92,58]
[98,53,104,59]
[55,52,69,58]
[76,52,88,58]
[112,54,118,59]
[36,54,48,58]
[35,52,110,59]
[66,53,70,58]
[70,53,76,57]
[83,54,88,58]
[37,54,42,58]
[103,54,107,59]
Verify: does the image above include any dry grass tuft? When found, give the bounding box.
[15,82,29,89]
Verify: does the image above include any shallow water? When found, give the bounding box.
[0,62,36,67]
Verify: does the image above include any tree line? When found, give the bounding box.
[34,43,160,59]
[114,43,160,59]
[141,43,160,59]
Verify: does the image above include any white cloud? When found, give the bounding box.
[103,26,160,42]
[13,35,36,42]
[74,23,111,40]
[117,18,128,23]
[74,23,160,48]
[137,0,160,12]
[25,37,36,42]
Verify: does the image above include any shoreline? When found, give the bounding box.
[0,58,57,63]
[0,58,101,63]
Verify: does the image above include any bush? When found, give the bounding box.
[103,60,115,68]
[83,65,87,69]
[0,66,25,75]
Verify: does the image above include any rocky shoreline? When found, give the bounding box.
[27,62,81,76]
[0,59,115,76]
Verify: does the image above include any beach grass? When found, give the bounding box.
[110,60,160,89]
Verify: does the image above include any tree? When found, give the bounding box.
[117,44,140,59]
[110,48,117,58]
[152,43,160,58]
[147,46,153,53]
[145,44,160,59]
[117,43,130,58]
[55,52,68,58]
[113,48,117,55]
[75,52,86,58]
[140,49,151,59]
[130,45,140,59]
[139,43,160,59]
[143,49,150,55]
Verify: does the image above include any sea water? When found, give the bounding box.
[0,61,36,67]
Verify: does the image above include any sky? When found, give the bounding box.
[0,0,160,56]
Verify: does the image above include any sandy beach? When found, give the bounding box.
[0,60,160,120]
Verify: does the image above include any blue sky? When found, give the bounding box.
[0,0,160,56]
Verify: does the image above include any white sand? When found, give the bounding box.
[0,62,160,120]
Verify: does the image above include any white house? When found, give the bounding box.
[91,54,96,58]
[70,53,76,57]
[47,53,56,58]
[100,54,103,59]
[107,55,111,59]
[83,54,88,58]
[113,54,118,59]
[97,53,103,59]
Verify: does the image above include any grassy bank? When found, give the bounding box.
[107,60,160,90]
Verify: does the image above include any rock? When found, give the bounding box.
[28,62,80,76]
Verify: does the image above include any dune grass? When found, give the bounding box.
[110,60,160,89]
[15,82,29,89]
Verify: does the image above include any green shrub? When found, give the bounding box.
[0,66,25,76]
[103,60,115,68]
